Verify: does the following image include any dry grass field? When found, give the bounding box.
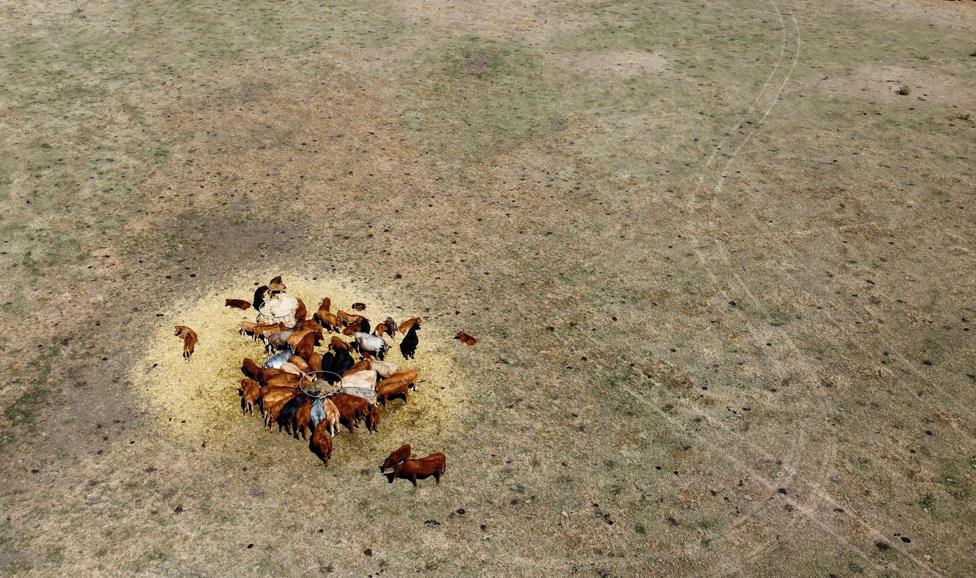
[1,0,974,575]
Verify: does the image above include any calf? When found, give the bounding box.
[295,298,307,322]
[309,422,333,466]
[225,298,251,310]
[386,453,447,486]
[239,378,261,414]
[174,326,198,360]
[380,444,412,472]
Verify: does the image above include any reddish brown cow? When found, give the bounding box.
[295,332,316,361]
[336,310,360,327]
[397,317,422,335]
[342,359,371,377]
[309,422,333,466]
[225,298,251,310]
[294,319,322,332]
[331,392,369,432]
[330,336,353,353]
[341,320,362,336]
[386,453,447,486]
[380,444,412,472]
[263,397,291,430]
[295,298,307,321]
[239,378,261,414]
[308,352,323,373]
[264,372,300,389]
[376,380,409,406]
[377,369,420,392]
[293,397,314,439]
[260,387,299,422]
[365,403,380,433]
[242,358,263,382]
[174,326,198,360]
[288,355,310,373]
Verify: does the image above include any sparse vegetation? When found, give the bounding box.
[0,0,973,575]
[896,84,913,95]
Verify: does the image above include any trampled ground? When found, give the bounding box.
[1,0,974,575]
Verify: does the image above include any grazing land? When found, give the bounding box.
[1,0,974,575]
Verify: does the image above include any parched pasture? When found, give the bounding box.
[0,0,974,575]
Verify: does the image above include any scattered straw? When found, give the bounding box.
[130,274,466,441]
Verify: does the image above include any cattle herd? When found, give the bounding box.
[174,276,447,486]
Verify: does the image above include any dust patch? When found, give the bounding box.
[811,64,974,107]
[549,50,669,78]
[130,274,465,441]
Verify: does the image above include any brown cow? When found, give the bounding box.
[174,326,198,360]
[308,352,323,373]
[377,369,420,391]
[341,320,362,336]
[342,359,371,377]
[263,397,292,430]
[241,358,263,382]
[287,355,310,373]
[294,319,323,332]
[259,384,298,400]
[287,327,323,348]
[293,397,314,439]
[294,332,316,361]
[330,336,353,353]
[239,378,261,414]
[261,367,292,383]
[365,403,380,433]
[380,444,412,472]
[397,317,422,335]
[225,298,251,310]
[314,299,338,331]
[322,398,340,436]
[331,392,369,432]
[386,453,447,486]
[264,372,300,389]
[376,379,409,406]
[336,310,360,327]
[309,422,333,466]
[295,298,307,322]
